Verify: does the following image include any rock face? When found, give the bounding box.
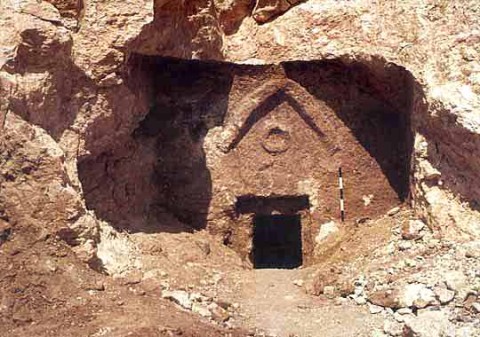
[0,0,480,333]
[1,0,479,256]
[76,55,415,266]
[252,0,303,23]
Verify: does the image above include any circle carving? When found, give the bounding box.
[261,127,291,154]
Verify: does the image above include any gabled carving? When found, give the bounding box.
[219,79,337,154]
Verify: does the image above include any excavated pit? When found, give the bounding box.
[78,55,416,268]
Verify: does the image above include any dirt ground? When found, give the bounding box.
[4,204,478,337]
[235,269,383,336]
[0,221,246,337]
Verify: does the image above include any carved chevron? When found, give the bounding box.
[219,79,336,153]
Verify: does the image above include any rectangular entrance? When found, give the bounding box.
[253,214,302,269]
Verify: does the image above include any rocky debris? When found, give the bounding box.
[353,236,480,335]
[301,209,480,335]
[161,289,234,324]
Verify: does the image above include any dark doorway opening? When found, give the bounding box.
[253,214,302,269]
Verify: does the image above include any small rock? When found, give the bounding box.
[354,295,367,305]
[426,239,440,250]
[401,219,426,240]
[398,241,413,251]
[315,221,339,243]
[405,259,417,267]
[471,302,480,313]
[403,310,455,337]
[444,271,467,294]
[385,308,394,316]
[369,289,401,309]
[189,293,207,302]
[400,284,436,309]
[397,308,413,315]
[434,287,455,305]
[84,280,105,291]
[293,279,304,287]
[323,286,336,299]
[337,281,355,297]
[387,207,400,216]
[192,303,211,317]
[462,293,476,309]
[418,160,441,181]
[386,243,396,255]
[306,273,338,296]
[368,303,383,314]
[356,217,370,224]
[120,270,143,285]
[393,311,405,322]
[131,288,146,296]
[383,320,403,336]
[216,300,232,310]
[209,304,230,322]
[162,290,192,309]
[463,241,480,259]
[414,290,436,309]
[371,329,388,337]
[195,240,211,256]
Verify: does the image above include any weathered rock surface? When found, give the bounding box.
[1,0,480,335]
